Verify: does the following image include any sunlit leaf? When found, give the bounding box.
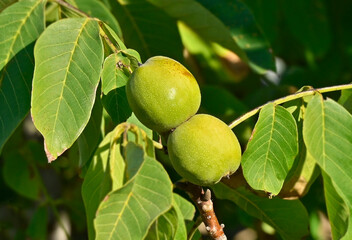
[173,193,195,221]
[242,103,298,195]
[303,95,352,208]
[145,207,178,240]
[101,53,132,124]
[196,0,275,72]
[212,183,309,240]
[0,0,44,70]
[82,125,126,240]
[94,143,173,240]
[0,43,34,152]
[31,18,103,161]
[279,90,320,199]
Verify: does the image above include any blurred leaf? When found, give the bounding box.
[322,172,350,239]
[0,0,44,70]
[31,18,103,161]
[282,0,331,57]
[0,43,34,152]
[242,103,298,195]
[173,193,195,221]
[0,0,17,12]
[197,0,275,73]
[145,207,178,240]
[3,152,41,200]
[303,95,352,208]
[75,0,123,38]
[212,183,309,240]
[279,89,320,199]
[173,194,188,240]
[339,89,352,113]
[146,0,250,65]
[77,94,103,168]
[82,125,126,240]
[26,206,48,240]
[241,0,280,50]
[200,85,247,123]
[101,53,132,124]
[108,0,183,62]
[94,143,173,240]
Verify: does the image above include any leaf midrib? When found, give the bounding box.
[263,104,276,192]
[50,18,89,152]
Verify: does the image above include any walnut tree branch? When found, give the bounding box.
[176,182,227,240]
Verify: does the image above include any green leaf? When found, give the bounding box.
[0,43,34,152]
[145,207,178,240]
[173,193,195,221]
[0,0,44,70]
[82,125,126,240]
[172,194,188,240]
[279,91,320,199]
[323,172,350,240]
[127,113,153,139]
[282,0,331,57]
[94,144,173,240]
[77,94,103,168]
[200,85,247,123]
[75,0,123,38]
[196,0,275,72]
[339,89,352,114]
[3,151,41,200]
[242,103,298,195]
[31,18,104,161]
[101,53,132,124]
[0,0,17,12]
[303,95,352,208]
[212,183,309,240]
[108,0,183,62]
[26,206,48,240]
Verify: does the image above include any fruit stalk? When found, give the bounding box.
[176,182,227,240]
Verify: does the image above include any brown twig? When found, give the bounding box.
[176,182,227,240]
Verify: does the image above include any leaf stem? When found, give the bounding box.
[98,22,120,53]
[229,83,352,129]
[54,0,89,17]
[53,0,119,53]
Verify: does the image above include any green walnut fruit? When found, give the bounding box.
[168,114,241,186]
[126,56,201,134]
